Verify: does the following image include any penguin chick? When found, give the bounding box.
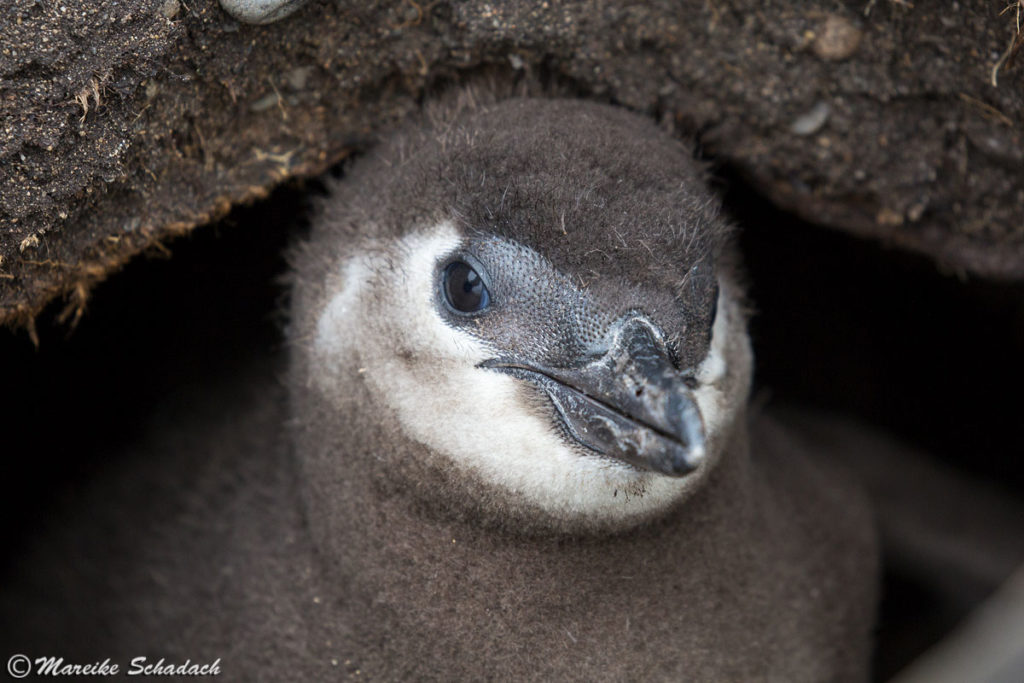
[0,92,877,683]
[287,93,879,680]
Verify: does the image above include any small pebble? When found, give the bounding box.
[284,66,314,90]
[813,14,862,61]
[876,207,904,226]
[790,101,831,136]
[218,0,310,25]
[160,0,179,19]
[250,92,280,113]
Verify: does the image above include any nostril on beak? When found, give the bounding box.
[610,315,671,357]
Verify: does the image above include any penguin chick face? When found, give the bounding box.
[295,97,751,532]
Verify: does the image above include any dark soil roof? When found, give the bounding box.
[2,0,1022,327]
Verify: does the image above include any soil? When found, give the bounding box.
[1,0,1022,327]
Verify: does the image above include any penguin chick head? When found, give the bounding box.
[290,95,751,534]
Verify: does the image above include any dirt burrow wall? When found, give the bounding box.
[2,0,1021,328]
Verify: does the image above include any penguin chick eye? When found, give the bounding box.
[442,260,491,314]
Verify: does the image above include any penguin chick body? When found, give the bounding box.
[1,93,878,681]
[287,93,878,680]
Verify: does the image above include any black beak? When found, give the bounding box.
[480,317,706,477]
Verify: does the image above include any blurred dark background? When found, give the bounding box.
[1,173,1022,680]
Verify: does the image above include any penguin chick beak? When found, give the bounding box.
[480,318,707,477]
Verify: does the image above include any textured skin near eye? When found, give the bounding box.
[443,237,702,370]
